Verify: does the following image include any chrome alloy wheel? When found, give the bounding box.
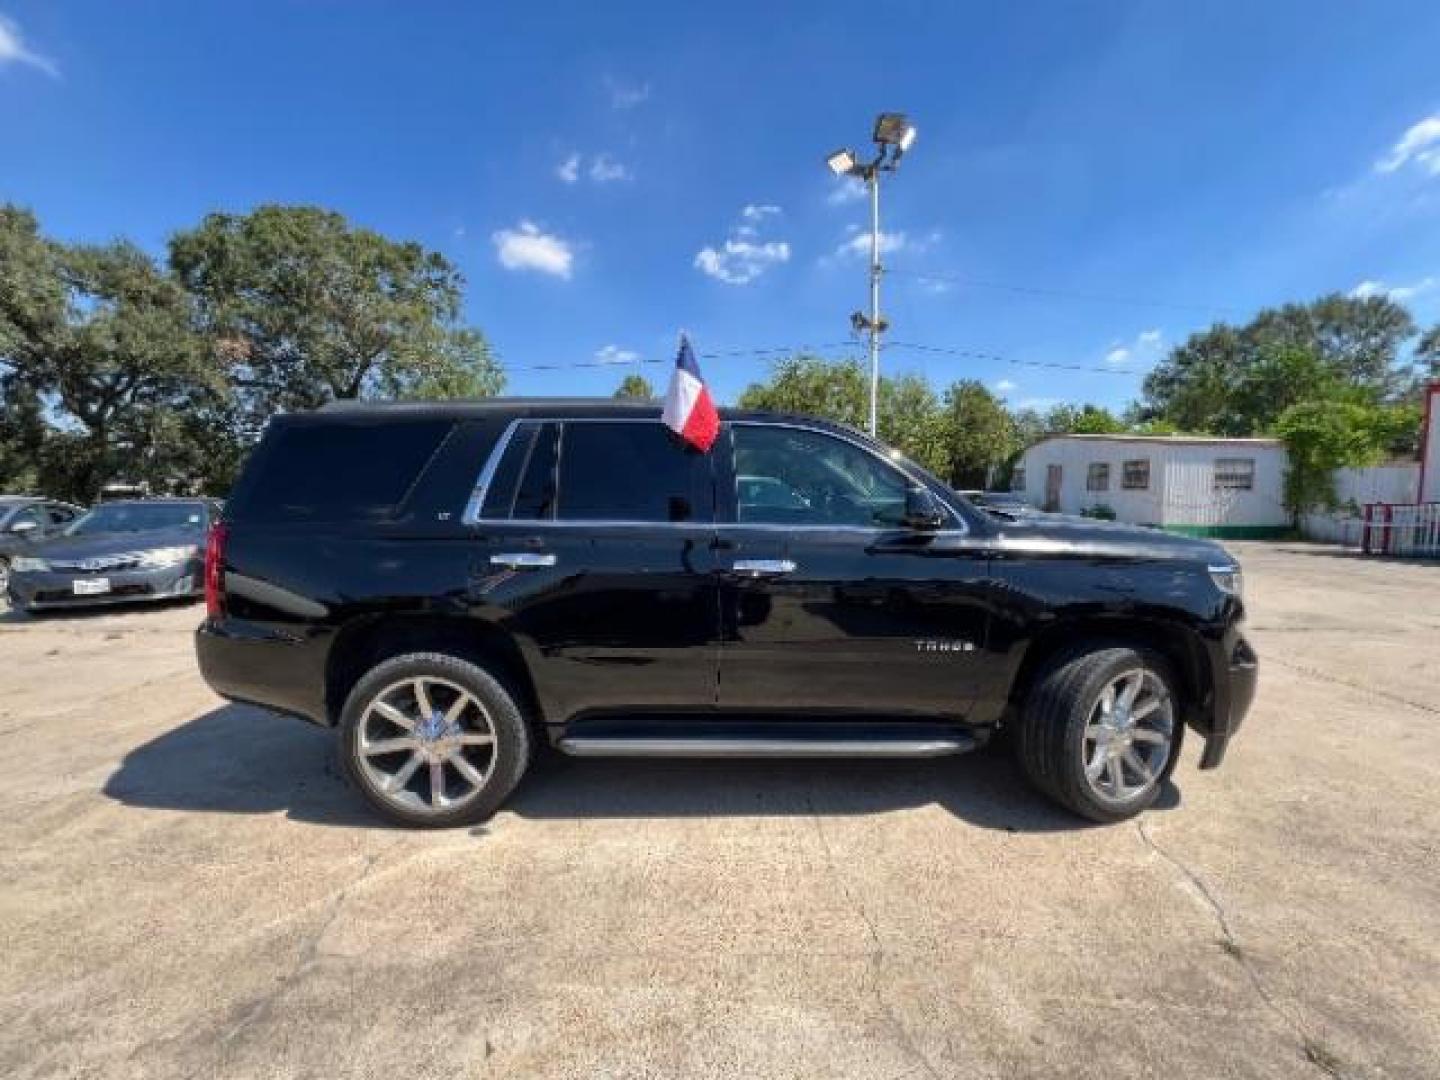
[355,677,498,815]
[1082,668,1174,803]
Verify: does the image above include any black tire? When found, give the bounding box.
[338,652,532,828]
[1013,644,1185,823]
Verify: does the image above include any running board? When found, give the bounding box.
[556,734,976,759]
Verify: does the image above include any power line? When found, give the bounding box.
[883,340,1142,376]
[886,268,1241,317]
[494,338,1142,379]
[498,342,857,374]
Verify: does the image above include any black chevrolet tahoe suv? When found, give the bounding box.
[196,400,1256,827]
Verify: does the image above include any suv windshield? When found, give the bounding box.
[66,503,207,536]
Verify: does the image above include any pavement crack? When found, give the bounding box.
[1263,655,1440,717]
[218,848,387,1050]
[1135,820,1346,1078]
[806,794,944,1080]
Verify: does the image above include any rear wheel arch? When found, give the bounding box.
[324,613,542,730]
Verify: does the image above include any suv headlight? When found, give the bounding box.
[10,556,49,573]
[1208,564,1243,598]
[138,545,199,568]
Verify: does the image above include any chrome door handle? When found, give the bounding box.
[731,558,797,577]
[490,552,557,569]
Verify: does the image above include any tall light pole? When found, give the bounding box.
[826,112,918,437]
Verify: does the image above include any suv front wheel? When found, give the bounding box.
[1014,644,1184,823]
[338,652,532,828]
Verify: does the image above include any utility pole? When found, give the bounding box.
[866,167,882,438]
[826,113,917,437]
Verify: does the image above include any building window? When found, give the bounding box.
[1011,467,1026,492]
[1214,458,1255,491]
[1086,463,1110,492]
[1122,459,1150,490]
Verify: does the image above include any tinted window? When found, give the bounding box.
[45,505,78,524]
[478,422,558,520]
[237,420,452,523]
[733,425,908,527]
[558,422,710,522]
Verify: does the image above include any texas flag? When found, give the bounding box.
[662,334,720,452]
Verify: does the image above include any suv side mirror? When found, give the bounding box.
[903,486,946,531]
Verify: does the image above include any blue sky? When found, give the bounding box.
[4,2,1440,412]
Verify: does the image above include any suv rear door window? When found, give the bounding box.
[477,422,559,520]
[238,419,452,523]
[557,422,711,523]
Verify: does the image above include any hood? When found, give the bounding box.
[990,513,1234,564]
[29,527,204,560]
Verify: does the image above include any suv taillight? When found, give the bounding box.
[204,521,228,619]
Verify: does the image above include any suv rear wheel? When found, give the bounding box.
[1014,645,1184,823]
[338,652,532,828]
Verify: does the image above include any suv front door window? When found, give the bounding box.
[734,423,908,528]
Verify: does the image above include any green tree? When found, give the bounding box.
[1043,403,1127,435]
[737,356,955,476]
[1418,324,1440,380]
[940,380,1015,488]
[1,207,220,500]
[878,373,950,477]
[1275,395,1421,516]
[613,373,654,399]
[169,205,502,431]
[1142,294,1417,434]
[737,354,868,428]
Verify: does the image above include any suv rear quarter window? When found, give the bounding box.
[232,419,453,524]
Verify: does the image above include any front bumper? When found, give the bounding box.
[6,561,201,611]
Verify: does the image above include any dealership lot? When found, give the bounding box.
[1,543,1437,1079]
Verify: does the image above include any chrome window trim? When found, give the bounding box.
[461,416,968,536]
[462,419,525,524]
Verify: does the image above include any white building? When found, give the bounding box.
[1013,434,1291,539]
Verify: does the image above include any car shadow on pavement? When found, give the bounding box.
[103,703,385,829]
[105,704,1181,833]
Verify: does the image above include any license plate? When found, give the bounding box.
[73,578,111,596]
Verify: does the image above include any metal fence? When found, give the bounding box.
[1361,503,1440,557]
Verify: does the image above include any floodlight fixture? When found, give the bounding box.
[872,112,916,150]
[826,148,858,176]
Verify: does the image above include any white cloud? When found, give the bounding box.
[1375,115,1440,176]
[588,153,629,183]
[694,206,790,285]
[827,179,867,206]
[557,151,630,185]
[492,220,574,279]
[1103,328,1164,369]
[605,75,650,109]
[595,344,639,365]
[834,230,911,258]
[994,379,1017,394]
[1350,276,1436,302]
[695,240,791,285]
[0,15,58,77]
